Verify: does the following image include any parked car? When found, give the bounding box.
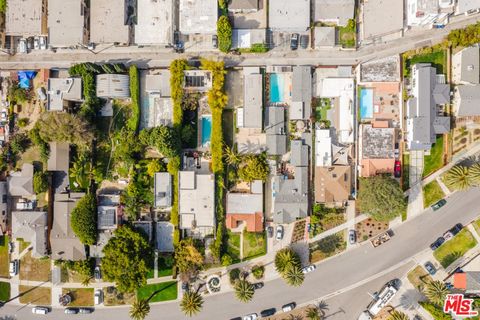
[300,35,309,49]
[18,39,27,54]
[242,313,258,320]
[276,225,284,240]
[290,33,299,50]
[266,226,274,238]
[94,266,101,280]
[33,36,40,50]
[78,308,94,314]
[8,242,13,254]
[252,282,264,290]
[39,36,47,50]
[9,260,18,276]
[394,143,400,159]
[64,308,79,314]
[32,306,49,315]
[450,223,463,236]
[0,109,7,121]
[282,302,296,313]
[26,37,33,51]
[212,35,218,49]
[87,43,95,51]
[94,289,102,305]
[431,199,447,211]
[394,160,401,178]
[424,261,436,275]
[181,282,190,292]
[348,229,356,244]
[260,308,276,317]
[301,265,316,274]
[443,230,454,241]
[430,237,445,250]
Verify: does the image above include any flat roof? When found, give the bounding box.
[47,78,82,111]
[361,124,394,159]
[135,0,173,45]
[179,0,218,34]
[363,0,404,39]
[269,0,310,31]
[243,72,263,128]
[314,0,355,26]
[232,29,266,49]
[6,0,44,36]
[96,74,130,98]
[48,0,86,47]
[227,193,263,214]
[90,0,129,44]
[360,55,401,82]
[456,0,480,14]
[314,27,336,48]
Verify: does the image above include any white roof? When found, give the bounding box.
[6,0,44,36]
[135,0,174,45]
[290,101,304,120]
[362,0,404,39]
[269,0,310,31]
[315,129,332,166]
[96,74,130,98]
[456,0,480,14]
[179,0,218,34]
[48,0,86,47]
[179,172,215,230]
[227,193,263,214]
[232,29,266,49]
[90,0,129,44]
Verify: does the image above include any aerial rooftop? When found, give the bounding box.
[269,0,310,31]
[90,0,130,44]
[6,0,45,37]
[179,0,218,35]
[48,0,87,47]
[135,0,174,45]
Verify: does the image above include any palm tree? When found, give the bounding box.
[234,279,255,302]
[387,310,409,320]
[129,298,150,320]
[444,165,472,190]
[284,265,305,287]
[180,291,204,317]
[224,145,241,166]
[424,280,449,306]
[274,248,301,275]
[305,306,321,320]
[469,162,480,185]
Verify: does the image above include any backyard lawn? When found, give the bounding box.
[434,229,477,268]
[19,285,51,305]
[19,251,51,282]
[0,236,9,277]
[0,281,10,301]
[403,49,447,77]
[136,281,177,303]
[423,180,445,208]
[423,136,444,178]
[62,288,94,306]
[227,231,241,262]
[407,265,433,291]
[243,232,266,260]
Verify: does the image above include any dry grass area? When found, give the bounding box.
[407,265,433,291]
[103,286,135,306]
[62,288,94,307]
[355,218,389,242]
[19,285,51,305]
[19,251,51,282]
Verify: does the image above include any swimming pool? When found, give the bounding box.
[359,88,374,119]
[270,73,285,103]
[201,115,212,147]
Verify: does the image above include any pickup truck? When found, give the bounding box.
[371,230,393,248]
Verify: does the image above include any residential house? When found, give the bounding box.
[238,67,263,129]
[11,210,48,257]
[226,180,263,232]
[50,192,86,261]
[362,0,404,42]
[154,172,172,209]
[454,85,480,117]
[89,193,119,258]
[135,0,174,45]
[96,74,130,99]
[90,0,130,45]
[360,55,401,83]
[144,71,173,127]
[47,78,82,111]
[179,0,218,35]
[452,46,480,118]
[6,0,47,37]
[47,142,69,172]
[134,221,153,241]
[290,66,312,120]
[47,0,89,48]
[272,140,309,224]
[454,272,480,296]
[265,106,287,155]
[232,29,266,49]
[178,171,215,238]
[359,122,395,177]
[228,0,259,13]
[183,70,213,92]
[8,163,34,198]
[314,27,336,48]
[314,166,351,205]
[406,0,452,27]
[456,0,480,15]
[406,63,450,151]
[156,221,174,252]
[314,0,354,26]
[315,129,332,167]
[0,182,7,235]
[269,0,310,32]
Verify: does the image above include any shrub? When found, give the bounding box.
[146,158,165,177]
[128,65,140,132]
[170,60,188,126]
[238,153,270,182]
[419,301,452,320]
[70,194,97,245]
[251,265,264,279]
[17,118,29,128]
[28,126,49,162]
[229,268,240,285]
[9,133,29,154]
[33,171,48,194]
[221,254,233,266]
[217,16,232,53]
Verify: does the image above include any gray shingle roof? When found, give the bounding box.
[265,107,287,155]
[8,163,34,197]
[459,46,480,84]
[47,142,69,172]
[291,66,312,120]
[314,0,354,26]
[456,85,480,116]
[290,140,309,166]
[12,211,47,257]
[243,73,263,128]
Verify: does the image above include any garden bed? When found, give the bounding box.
[227,231,241,262]
[62,288,94,307]
[355,218,389,242]
[407,265,433,291]
[0,281,10,301]
[433,229,477,268]
[403,49,446,78]
[423,180,445,208]
[136,281,177,303]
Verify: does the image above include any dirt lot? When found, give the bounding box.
[19,285,51,305]
[62,288,94,307]
[19,251,51,282]
[103,286,135,306]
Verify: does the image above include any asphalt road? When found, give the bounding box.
[1,187,480,320]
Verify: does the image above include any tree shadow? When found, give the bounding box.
[442,251,463,268]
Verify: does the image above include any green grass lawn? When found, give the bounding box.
[474,219,480,236]
[158,254,174,277]
[423,180,445,208]
[423,136,444,178]
[136,281,177,303]
[227,231,241,262]
[0,236,9,277]
[0,281,10,301]
[337,20,356,48]
[434,229,477,268]
[407,265,433,291]
[402,153,410,191]
[404,50,446,77]
[242,232,266,260]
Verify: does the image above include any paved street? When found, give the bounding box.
[1,187,480,319]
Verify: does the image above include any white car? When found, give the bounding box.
[301,265,316,274]
[18,39,27,54]
[9,260,18,277]
[32,306,49,315]
[443,231,454,241]
[242,313,258,320]
[33,36,40,50]
[94,289,103,305]
[282,302,296,313]
[39,36,47,50]
[275,225,284,240]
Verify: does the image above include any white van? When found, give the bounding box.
[9,260,18,276]
[32,306,49,314]
[94,289,102,305]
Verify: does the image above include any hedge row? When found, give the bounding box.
[127,65,140,133]
[170,59,188,126]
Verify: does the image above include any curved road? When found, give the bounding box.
[1,188,480,319]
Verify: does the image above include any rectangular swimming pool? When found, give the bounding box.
[270,73,285,103]
[360,88,373,119]
[201,115,212,147]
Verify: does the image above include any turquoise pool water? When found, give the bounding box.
[270,73,284,103]
[360,88,374,119]
[201,115,212,147]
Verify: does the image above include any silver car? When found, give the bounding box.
[275,225,284,240]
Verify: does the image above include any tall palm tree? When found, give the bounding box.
[234,279,255,302]
[444,165,472,190]
[274,248,301,275]
[387,310,409,320]
[424,280,449,306]
[180,291,204,317]
[305,306,321,320]
[469,162,480,185]
[224,145,241,166]
[284,265,305,287]
[129,298,150,320]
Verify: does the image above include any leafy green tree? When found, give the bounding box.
[70,154,92,189]
[238,153,270,182]
[102,225,153,293]
[469,163,480,185]
[8,83,29,104]
[17,118,29,128]
[234,279,254,303]
[316,234,343,255]
[274,248,301,275]
[114,128,144,165]
[146,158,165,177]
[170,59,188,126]
[129,298,150,320]
[70,194,97,245]
[139,126,180,158]
[444,165,472,191]
[217,16,232,53]
[358,175,406,221]
[218,0,227,9]
[0,0,6,14]
[284,265,305,287]
[424,280,449,306]
[180,291,203,317]
[175,239,204,276]
[221,254,233,266]
[387,310,409,320]
[33,171,48,194]
[28,126,49,161]
[9,133,29,154]
[35,112,93,148]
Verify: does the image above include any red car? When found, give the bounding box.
[394,160,401,178]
